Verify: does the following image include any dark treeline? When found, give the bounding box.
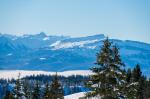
[0,74,89,99]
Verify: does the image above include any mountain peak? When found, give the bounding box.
[36,32,47,37]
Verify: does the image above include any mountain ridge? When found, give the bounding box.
[1,32,149,44]
[0,33,150,76]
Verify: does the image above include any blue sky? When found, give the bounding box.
[0,0,150,43]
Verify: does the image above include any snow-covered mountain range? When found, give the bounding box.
[0,33,150,76]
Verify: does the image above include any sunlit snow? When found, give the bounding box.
[43,37,49,41]
[64,92,85,99]
[64,92,99,99]
[50,39,99,50]
[39,57,46,60]
[7,53,13,56]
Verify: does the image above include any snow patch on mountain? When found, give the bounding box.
[43,37,49,41]
[87,46,97,49]
[20,35,30,38]
[39,57,46,60]
[50,40,61,47]
[7,53,13,56]
[50,39,99,50]
[12,37,18,40]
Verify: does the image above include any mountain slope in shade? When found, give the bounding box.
[0,33,150,76]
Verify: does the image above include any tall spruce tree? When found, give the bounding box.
[13,73,23,99]
[132,64,145,99]
[22,80,30,99]
[125,64,146,99]
[4,90,14,99]
[49,73,64,99]
[126,69,132,83]
[43,83,50,99]
[144,78,150,98]
[132,64,142,82]
[32,81,40,99]
[84,38,126,99]
[125,68,137,99]
[138,75,146,99]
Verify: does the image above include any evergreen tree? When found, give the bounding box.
[22,80,30,99]
[49,73,64,99]
[43,83,50,99]
[111,45,126,98]
[84,38,126,99]
[125,69,137,99]
[32,81,40,99]
[126,68,132,83]
[137,75,146,99]
[13,73,23,99]
[132,64,142,82]
[125,64,145,99]
[132,64,145,99]
[4,90,14,99]
[144,78,150,98]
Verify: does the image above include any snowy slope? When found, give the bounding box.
[64,92,86,99]
[64,92,99,99]
[0,70,92,79]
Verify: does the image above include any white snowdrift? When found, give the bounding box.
[64,92,86,99]
[64,92,99,99]
[0,70,92,79]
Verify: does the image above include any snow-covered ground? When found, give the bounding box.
[64,92,99,99]
[64,92,86,99]
[0,70,92,79]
